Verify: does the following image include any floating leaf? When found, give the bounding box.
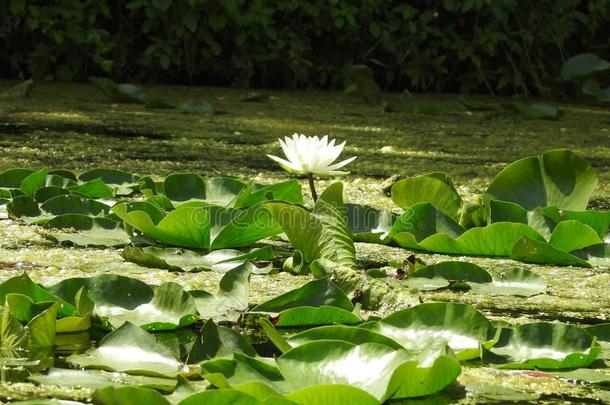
[0,273,74,317]
[490,322,600,369]
[484,149,598,211]
[286,325,403,350]
[187,319,256,363]
[176,100,214,114]
[274,306,361,328]
[89,77,147,104]
[67,322,183,377]
[395,220,544,257]
[510,237,591,267]
[277,340,411,401]
[548,220,602,252]
[163,174,245,206]
[44,215,130,247]
[29,368,176,392]
[510,101,561,120]
[403,261,492,291]
[571,243,610,266]
[20,168,48,197]
[561,53,610,79]
[468,268,547,297]
[386,343,461,399]
[252,278,353,313]
[50,275,197,330]
[285,385,379,405]
[581,79,610,102]
[391,173,463,221]
[345,204,397,243]
[364,303,495,360]
[190,262,252,320]
[122,246,273,273]
[67,178,115,199]
[238,92,269,102]
[113,203,280,249]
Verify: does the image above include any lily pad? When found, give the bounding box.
[468,268,547,297]
[50,275,197,330]
[510,237,591,267]
[510,101,561,120]
[274,306,361,328]
[484,149,598,211]
[581,79,610,102]
[277,340,411,401]
[190,262,252,320]
[403,261,492,291]
[67,322,183,377]
[44,215,131,247]
[29,368,176,392]
[113,203,280,249]
[285,385,379,405]
[252,278,353,313]
[187,319,256,363]
[391,173,463,221]
[490,322,600,369]
[0,168,35,189]
[561,53,610,79]
[345,204,397,243]
[286,325,403,350]
[364,302,496,360]
[121,246,273,273]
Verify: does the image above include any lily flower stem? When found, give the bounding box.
[307,173,318,202]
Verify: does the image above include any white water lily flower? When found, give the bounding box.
[267,134,356,176]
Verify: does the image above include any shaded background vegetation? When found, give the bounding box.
[1,0,609,95]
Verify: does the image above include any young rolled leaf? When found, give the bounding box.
[265,183,356,269]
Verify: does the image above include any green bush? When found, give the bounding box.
[1,0,609,94]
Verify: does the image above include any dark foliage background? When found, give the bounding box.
[1,0,609,95]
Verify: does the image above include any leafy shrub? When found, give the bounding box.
[1,0,609,94]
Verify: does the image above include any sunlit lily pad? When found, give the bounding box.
[29,368,176,392]
[67,322,184,377]
[252,278,353,313]
[44,215,131,247]
[490,322,600,369]
[391,173,463,221]
[468,268,547,297]
[363,302,496,360]
[121,246,273,273]
[484,149,598,211]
